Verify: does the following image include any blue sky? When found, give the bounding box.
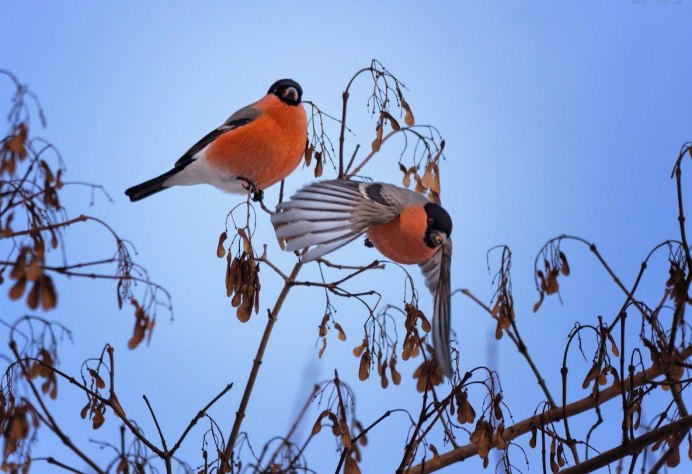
[2,1,692,472]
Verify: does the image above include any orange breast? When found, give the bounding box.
[206,95,307,188]
[366,205,437,264]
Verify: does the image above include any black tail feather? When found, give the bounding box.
[125,159,193,202]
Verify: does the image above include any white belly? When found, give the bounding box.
[163,151,247,194]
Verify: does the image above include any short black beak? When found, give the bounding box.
[283,87,299,103]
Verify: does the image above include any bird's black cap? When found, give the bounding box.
[268,79,303,105]
[424,202,453,237]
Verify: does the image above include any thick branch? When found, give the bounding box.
[406,346,692,473]
[559,414,692,474]
[223,261,303,461]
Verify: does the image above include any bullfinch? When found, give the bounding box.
[125,79,307,201]
[271,180,454,377]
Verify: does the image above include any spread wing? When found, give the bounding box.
[419,238,453,377]
[272,180,425,262]
[174,104,262,168]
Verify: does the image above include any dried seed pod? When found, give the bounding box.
[9,276,27,300]
[88,369,106,389]
[419,314,431,333]
[237,228,251,254]
[41,275,57,310]
[358,350,371,381]
[216,232,227,258]
[314,152,323,177]
[318,337,327,358]
[402,99,415,126]
[353,337,367,357]
[371,120,383,152]
[304,146,314,166]
[334,322,347,341]
[27,279,41,310]
[559,251,570,276]
[381,111,400,131]
[390,355,401,385]
[582,364,599,389]
[236,295,252,322]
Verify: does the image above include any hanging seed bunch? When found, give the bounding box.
[488,246,515,340]
[310,380,367,473]
[217,228,260,322]
[304,101,338,179]
[533,239,571,312]
[351,305,407,388]
[1,398,39,470]
[317,309,347,359]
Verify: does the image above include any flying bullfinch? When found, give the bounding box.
[271,180,454,377]
[125,79,307,201]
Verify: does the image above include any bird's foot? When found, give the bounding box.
[237,177,264,202]
[363,237,374,248]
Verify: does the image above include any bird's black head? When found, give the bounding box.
[423,202,453,249]
[268,79,303,106]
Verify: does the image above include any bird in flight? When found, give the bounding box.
[125,79,307,202]
[272,180,454,377]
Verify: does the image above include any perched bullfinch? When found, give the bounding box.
[125,79,307,201]
[271,180,454,377]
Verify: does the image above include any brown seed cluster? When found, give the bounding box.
[25,349,58,400]
[533,251,570,312]
[128,298,154,350]
[310,407,367,474]
[1,123,28,175]
[1,398,38,472]
[220,230,261,322]
[7,244,58,311]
